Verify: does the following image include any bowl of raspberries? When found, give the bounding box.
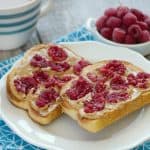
[86,6,150,55]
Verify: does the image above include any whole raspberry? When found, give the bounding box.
[128,24,142,39]
[137,21,148,30]
[117,6,129,18]
[106,16,122,28]
[125,34,136,44]
[100,27,112,40]
[131,8,145,21]
[139,30,150,42]
[96,15,108,31]
[112,28,126,43]
[123,12,137,27]
[104,8,117,17]
[145,18,150,29]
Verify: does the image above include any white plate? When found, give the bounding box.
[0,41,150,150]
[85,18,150,56]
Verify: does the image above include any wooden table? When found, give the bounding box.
[0,0,150,61]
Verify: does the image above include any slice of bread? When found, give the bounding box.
[61,60,150,132]
[7,44,86,125]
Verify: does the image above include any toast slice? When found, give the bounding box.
[61,60,150,132]
[7,44,91,125]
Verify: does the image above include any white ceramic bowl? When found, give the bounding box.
[86,18,150,56]
[0,41,150,150]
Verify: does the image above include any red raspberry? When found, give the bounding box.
[127,72,150,88]
[61,76,73,82]
[100,67,114,78]
[106,16,122,28]
[44,77,56,88]
[52,76,73,88]
[104,8,117,17]
[137,21,148,30]
[131,8,145,21]
[48,45,68,61]
[136,72,150,88]
[100,60,126,77]
[136,72,150,79]
[30,55,48,68]
[87,73,98,82]
[36,89,59,107]
[33,71,49,83]
[66,76,93,100]
[125,34,136,44]
[145,18,150,29]
[96,15,108,31]
[48,61,70,72]
[112,28,126,43]
[117,6,129,18]
[106,92,129,103]
[84,99,105,113]
[73,59,91,75]
[110,75,128,90]
[91,92,106,102]
[95,79,106,93]
[14,77,37,94]
[100,27,112,40]
[128,24,142,39]
[139,30,150,42]
[123,12,137,27]
[127,73,137,86]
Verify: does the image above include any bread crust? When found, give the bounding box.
[78,92,150,132]
[6,44,80,125]
[61,60,150,132]
[28,104,62,125]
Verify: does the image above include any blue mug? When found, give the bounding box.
[0,0,51,50]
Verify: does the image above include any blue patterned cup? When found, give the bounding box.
[0,0,51,50]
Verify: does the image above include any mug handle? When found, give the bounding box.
[40,0,51,17]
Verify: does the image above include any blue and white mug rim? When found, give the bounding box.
[0,0,40,13]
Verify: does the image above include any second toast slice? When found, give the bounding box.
[61,60,150,132]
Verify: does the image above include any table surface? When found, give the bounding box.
[0,0,150,61]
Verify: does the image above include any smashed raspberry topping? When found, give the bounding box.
[110,75,128,90]
[61,76,72,82]
[136,72,150,79]
[14,76,37,94]
[33,71,49,83]
[30,54,48,68]
[44,77,56,88]
[45,75,72,88]
[127,73,137,86]
[66,76,93,100]
[87,73,98,82]
[84,99,105,113]
[136,72,150,88]
[106,92,129,103]
[84,92,106,113]
[48,61,70,72]
[36,88,59,107]
[92,91,107,102]
[100,60,126,78]
[48,45,68,61]
[127,72,150,88]
[73,59,91,75]
[95,79,106,93]
[51,76,72,88]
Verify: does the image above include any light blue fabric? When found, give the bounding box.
[0,26,149,150]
